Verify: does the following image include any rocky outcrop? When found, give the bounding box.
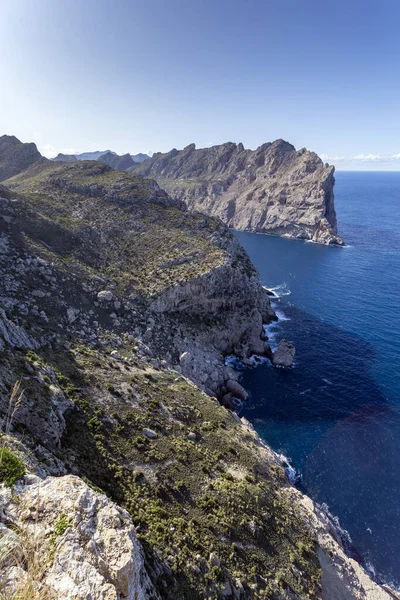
[0,474,158,599]
[0,308,39,351]
[131,139,344,245]
[0,135,45,182]
[273,338,296,367]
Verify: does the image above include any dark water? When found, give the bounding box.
[233,171,400,587]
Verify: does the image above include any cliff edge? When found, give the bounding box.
[131,139,344,246]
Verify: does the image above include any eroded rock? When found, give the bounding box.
[273,339,295,367]
[0,475,159,600]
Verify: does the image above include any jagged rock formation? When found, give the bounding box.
[98,150,135,170]
[273,338,296,367]
[0,135,45,181]
[0,151,388,599]
[52,149,150,164]
[0,474,158,599]
[131,139,344,245]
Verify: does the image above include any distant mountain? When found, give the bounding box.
[51,149,150,166]
[53,153,77,163]
[0,135,45,181]
[131,152,150,163]
[76,150,116,161]
[98,151,134,170]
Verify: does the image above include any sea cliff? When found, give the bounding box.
[130,139,344,246]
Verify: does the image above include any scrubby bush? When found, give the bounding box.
[0,447,25,487]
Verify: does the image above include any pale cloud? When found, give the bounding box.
[322,152,400,164]
[321,153,346,162]
[39,145,79,159]
[353,153,382,161]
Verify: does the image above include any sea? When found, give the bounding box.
[232,171,400,588]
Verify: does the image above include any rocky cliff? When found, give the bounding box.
[130,139,344,245]
[0,135,45,181]
[0,150,388,599]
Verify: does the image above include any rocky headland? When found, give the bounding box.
[130,139,344,246]
[0,139,388,599]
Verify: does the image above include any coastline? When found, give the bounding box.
[229,289,400,597]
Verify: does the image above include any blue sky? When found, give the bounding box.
[1,0,399,170]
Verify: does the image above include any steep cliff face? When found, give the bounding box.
[131,139,343,245]
[0,135,45,182]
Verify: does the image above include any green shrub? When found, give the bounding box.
[0,448,25,487]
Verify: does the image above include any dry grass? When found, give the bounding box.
[0,382,52,599]
[0,526,54,600]
[0,380,24,442]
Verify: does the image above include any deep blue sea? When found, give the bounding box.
[233,171,400,588]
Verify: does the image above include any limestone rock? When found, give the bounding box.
[97,290,114,302]
[0,308,39,350]
[0,474,159,600]
[131,139,344,246]
[286,487,393,600]
[273,339,295,367]
[226,379,248,401]
[142,427,158,439]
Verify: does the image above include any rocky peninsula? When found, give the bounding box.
[130,139,344,246]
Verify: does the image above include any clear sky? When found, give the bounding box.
[1,0,399,170]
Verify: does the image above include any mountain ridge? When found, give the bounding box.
[52,149,150,164]
[130,139,344,245]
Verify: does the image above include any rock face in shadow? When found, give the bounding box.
[0,135,45,181]
[131,139,344,245]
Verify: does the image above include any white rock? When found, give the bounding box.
[97,290,114,302]
[0,475,159,600]
[142,428,158,439]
